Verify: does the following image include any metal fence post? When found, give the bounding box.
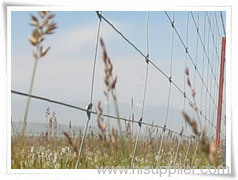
[216,37,226,147]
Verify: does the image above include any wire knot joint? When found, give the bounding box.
[96,11,102,21]
[169,76,172,83]
[86,103,93,119]
[145,54,149,64]
[138,117,143,127]
[163,124,166,133]
[171,21,175,28]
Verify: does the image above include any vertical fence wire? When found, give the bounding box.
[131,11,150,167]
[209,12,216,137]
[156,11,176,165]
[205,11,211,136]
[173,11,185,166]
[200,12,207,132]
[190,12,200,166]
[211,12,218,138]
[181,12,191,166]
[75,12,102,168]
[167,12,183,166]
[220,11,226,37]
[190,12,219,109]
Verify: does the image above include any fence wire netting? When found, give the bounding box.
[11,11,226,167]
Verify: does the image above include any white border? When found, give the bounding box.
[1,2,235,179]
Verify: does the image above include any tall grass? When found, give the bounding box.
[12,133,213,169]
[22,11,57,137]
[16,11,57,168]
[183,67,223,166]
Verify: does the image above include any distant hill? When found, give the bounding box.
[11,121,85,136]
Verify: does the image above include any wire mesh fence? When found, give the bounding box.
[11,11,226,168]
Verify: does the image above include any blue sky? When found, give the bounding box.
[11,11,226,137]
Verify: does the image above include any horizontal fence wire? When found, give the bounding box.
[11,90,193,139]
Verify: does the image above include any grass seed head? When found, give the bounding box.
[100,37,118,92]
[63,132,78,153]
[185,67,189,76]
[29,11,57,60]
[182,111,199,136]
[96,101,107,141]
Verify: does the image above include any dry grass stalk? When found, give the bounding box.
[184,67,202,130]
[64,132,78,154]
[126,122,131,138]
[96,101,107,141]
[146,122,156,144]
[29,11,57,59]
[45,108,58,138]
[183,67,221,166]
[111,125,118,149]
[182,111,199,136]
[131,98,135,135]
[22,11,57,137]
[100,37,125,156]
[100,38,117,93]
[15,12,57,168]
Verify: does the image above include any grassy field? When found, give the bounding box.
[11,132,219,169]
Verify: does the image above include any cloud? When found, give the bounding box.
[49,20,129,56]
[11,50,188,109]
